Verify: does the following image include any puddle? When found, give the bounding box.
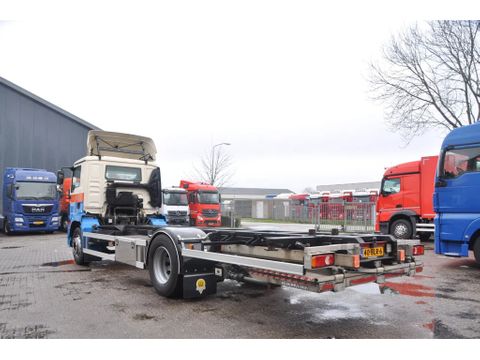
[40,259,75,267]
[0,246,23,250]
[423,319,465,339]
[316,303,366,320]
[349,283,381,295]
[382,282,434,298]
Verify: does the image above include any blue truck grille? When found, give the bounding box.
[22,205,53,214]
[25,215,50,227]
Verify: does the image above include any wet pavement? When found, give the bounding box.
[0,231,479,338]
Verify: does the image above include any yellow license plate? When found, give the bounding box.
[33,221,44,225]
[363,246,384,258]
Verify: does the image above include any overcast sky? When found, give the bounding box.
[0,1,470,192]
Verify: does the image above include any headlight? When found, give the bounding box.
[197,215,204,221]
[15,217,24,222]
[51,216,59,222]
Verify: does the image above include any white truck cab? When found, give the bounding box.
[60,131,166,229]
[161,187,189,225]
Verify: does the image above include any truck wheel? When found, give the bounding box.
[148,235,183,298]
[391,219,413,239]
[71,227,99,265]
[3,220,12,236]
[60,215,69,232]
[474,238,480,266]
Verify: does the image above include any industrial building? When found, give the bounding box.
[218,187,294,218]
[316,181,381,193]
[0,76,99,213]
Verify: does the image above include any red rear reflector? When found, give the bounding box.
[311,253,335,268]
[398,249,405,262]
[353,254,360,268]
[413,245,424,256]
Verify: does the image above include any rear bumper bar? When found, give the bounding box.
[246,261,423,293]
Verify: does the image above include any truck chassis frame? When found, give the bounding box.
[78,226,423,298]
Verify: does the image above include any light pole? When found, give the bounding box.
[210,142,231,185]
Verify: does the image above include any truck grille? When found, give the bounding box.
[167,211,187,217]
[22,205,53,214]
[201,209,218,218]
[25,215,50,227]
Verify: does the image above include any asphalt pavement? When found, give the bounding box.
[0,229,479,339]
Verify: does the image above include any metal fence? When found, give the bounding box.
[312,202,376,233]
[222,199,376,233]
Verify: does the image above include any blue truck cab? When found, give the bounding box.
[2,168,60,234]
[434,123,480,264]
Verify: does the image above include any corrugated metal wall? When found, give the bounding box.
[0,82,95,212]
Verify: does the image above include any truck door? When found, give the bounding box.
[379,177,403,214]
[435,145,480,250]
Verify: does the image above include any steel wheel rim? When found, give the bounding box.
[394,223,408,238]
[153,246,172,285]
[73,233,82,257]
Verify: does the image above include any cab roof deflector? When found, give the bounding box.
[87,130,157,163]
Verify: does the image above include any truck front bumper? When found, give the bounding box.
[8,214,60,232]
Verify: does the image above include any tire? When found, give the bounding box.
[390,219,413,239]
[474,238,480,266]
[148,234,183,298]
[71,227,99,265]
[60,215,69,232]
[3,220,12,236]
[419,232,431,242]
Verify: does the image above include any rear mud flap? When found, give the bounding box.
[182,274,217,299]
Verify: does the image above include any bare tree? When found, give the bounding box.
[370,20,480,140]
[193,145,234,187]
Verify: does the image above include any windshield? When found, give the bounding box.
[105,166,142,182]
[163,192,188,206]
[199,191,220,204]
[15,182,57,200]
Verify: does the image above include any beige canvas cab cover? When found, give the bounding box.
[87,130,157,161]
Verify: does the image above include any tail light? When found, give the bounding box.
[311,253,335,268]
[398,249,405,262]
[412,245,424,256]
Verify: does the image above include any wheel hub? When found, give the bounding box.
[394,224,408,238]
[153,246,172,285]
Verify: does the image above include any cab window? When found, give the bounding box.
[382,178,400,195]
[442,146,480,179]
[72,166,81,191]
[105,166,142,182]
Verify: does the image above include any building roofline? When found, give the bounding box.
[0,76,100,131]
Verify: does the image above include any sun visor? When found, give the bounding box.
[87,130,156,161]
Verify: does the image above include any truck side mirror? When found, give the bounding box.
[57,170,65,185]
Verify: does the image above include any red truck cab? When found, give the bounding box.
[180,180,221,227]
[376,156,438,240]
[59,177,72,232]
